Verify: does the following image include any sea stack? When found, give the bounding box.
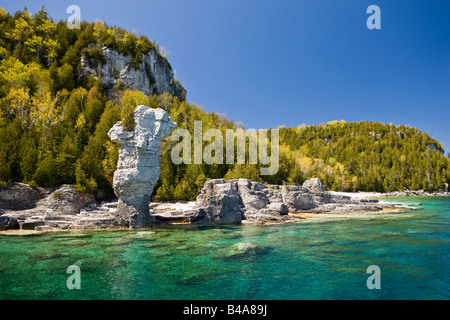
[108,105,176,227]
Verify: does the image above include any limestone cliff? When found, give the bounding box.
[81,47,186,101]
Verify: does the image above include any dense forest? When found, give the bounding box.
[278,122,449,192]
[0,7,449,200]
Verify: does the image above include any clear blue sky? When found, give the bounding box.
[2,0,449,152]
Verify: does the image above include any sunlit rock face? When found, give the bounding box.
[81,47,186,101]
[108,105,176,227]
[302,178,327,192]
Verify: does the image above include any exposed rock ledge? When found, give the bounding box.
[0,179,416,231]
[81,47,186,101]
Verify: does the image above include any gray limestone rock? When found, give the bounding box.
[192,195,242,224]
[194,179,243,224]
[280,186,317,211]
[36,185,95,215]
[236,179,269,210]
[189,178,399,224]
[81,47,186,101]
[0,182,52,211]
[267,202,289,215]
[0,216,19,230]
[194,179,293,223]
[108,105,176,227]
[302,178,327,192]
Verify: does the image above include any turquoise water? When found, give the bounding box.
[0,196,449,300]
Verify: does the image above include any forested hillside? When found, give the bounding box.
[0,7,448,200]
[0,7,238,199]
[277,121,449,192]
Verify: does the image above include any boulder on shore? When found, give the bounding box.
[0,216,19,230]
[36,185,95,215]
[0,182,52,211]
[302,178,327,192]
[188,178,384,224]
[194,179,243,224]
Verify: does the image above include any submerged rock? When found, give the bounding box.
[214,242,275,260]
[108,105,176,227]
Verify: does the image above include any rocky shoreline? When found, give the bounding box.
[330,189,449,199]
[0,178,429,232]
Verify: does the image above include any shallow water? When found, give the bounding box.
[0,196,449,300]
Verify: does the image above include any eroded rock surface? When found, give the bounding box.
[108,105,176,227]
[0,185,112,231]
[187,178,399,224]
[0,177,422,231]
[0,182,53,212]
[35,184,95,215]
[193,179,243,224]
[81,47,186,101]
[302,178,327,192]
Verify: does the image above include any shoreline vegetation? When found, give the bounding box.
[329,189,450,199]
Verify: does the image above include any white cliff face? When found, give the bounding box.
[108,105,176,227]
[81,47,186,100]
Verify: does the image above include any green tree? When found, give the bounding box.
[119,90,149,130]
[74,161,97,193]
